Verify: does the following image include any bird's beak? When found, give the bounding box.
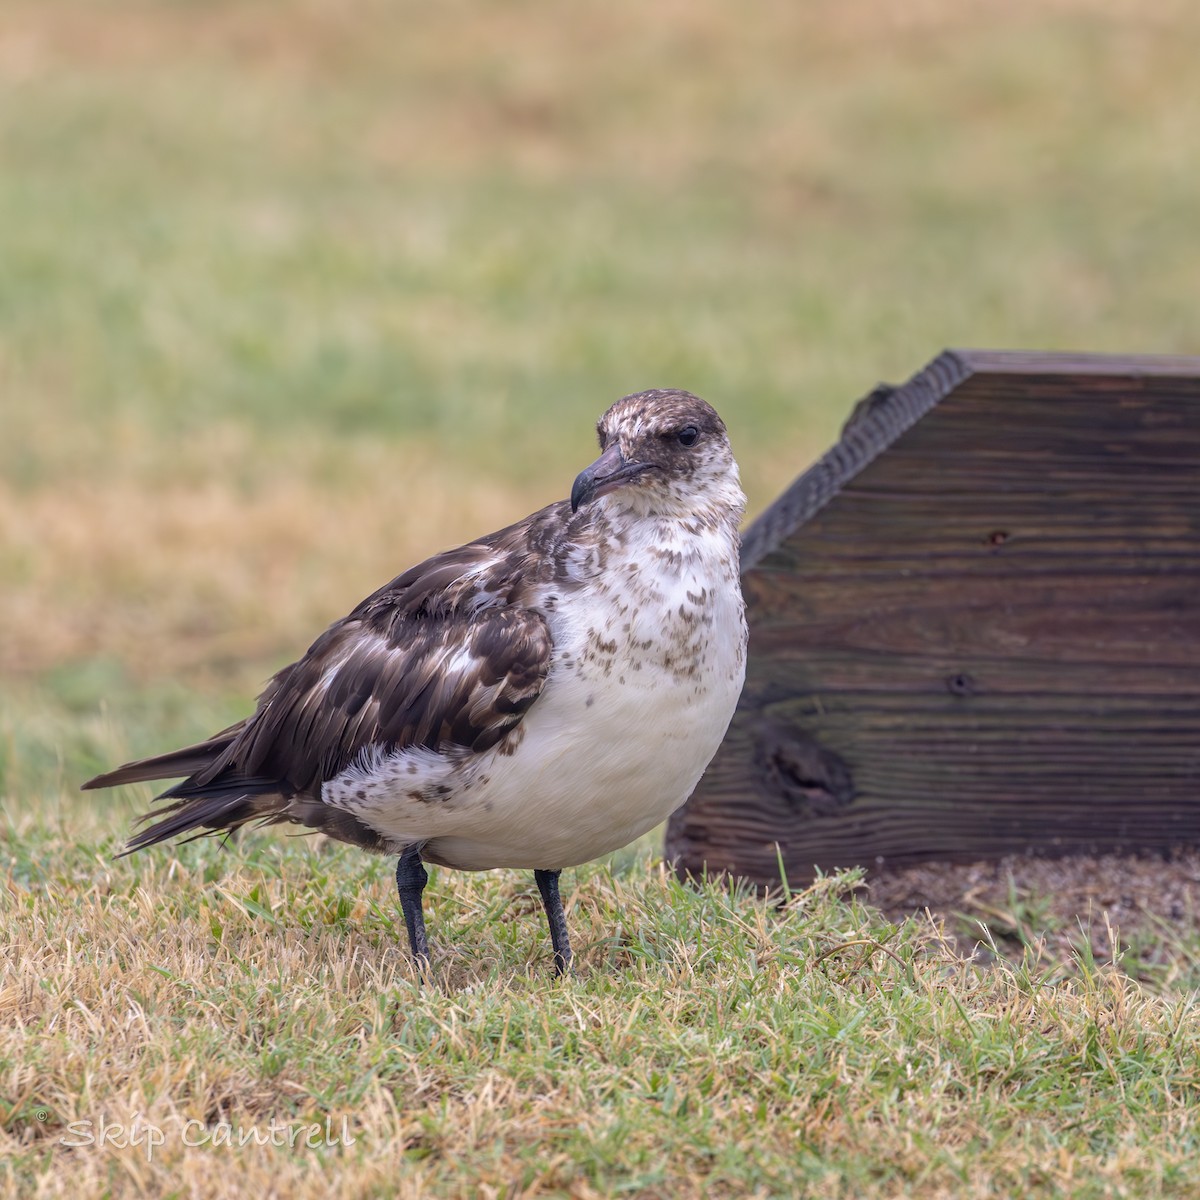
[570,444,655,512]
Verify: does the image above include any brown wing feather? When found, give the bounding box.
[84,531,557,853]
[234,601,552,794]
[82,499,582,853]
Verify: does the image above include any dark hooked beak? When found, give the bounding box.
[570,443,656,512]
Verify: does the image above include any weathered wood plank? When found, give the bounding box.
[667,349,1200,887]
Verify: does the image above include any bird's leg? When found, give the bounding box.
[534,868,572,975]
[395,845,430,967]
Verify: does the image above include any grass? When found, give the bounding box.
[5,0,1200,1194]
[5,0,1200,685]
[7,787,1200,1198]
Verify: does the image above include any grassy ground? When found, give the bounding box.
[5,0,1200,1194]
[8,788,1200,1199]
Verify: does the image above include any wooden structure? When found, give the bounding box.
[665,349,1200,888]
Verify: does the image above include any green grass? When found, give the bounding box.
[7,684,1200,1197]
[6,789,1200,1198]
[6,0,1200,688]
[5,0,1200,1194]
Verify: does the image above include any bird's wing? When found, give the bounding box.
[236,608,551,794]
[79,536,555,811]
[216,545,554,795]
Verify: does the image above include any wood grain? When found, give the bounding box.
[667,350,1200,887]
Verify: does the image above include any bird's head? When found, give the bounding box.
[569,389,745,525]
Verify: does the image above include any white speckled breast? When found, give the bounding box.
[325,513,746,871]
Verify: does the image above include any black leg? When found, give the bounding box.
[396,845,430,966]
[534,868,572,975]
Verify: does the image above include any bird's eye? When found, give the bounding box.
[676,425,700,448]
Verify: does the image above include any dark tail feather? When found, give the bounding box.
[87,724,389,857]
[82,725,244,792]
[83,722,290,855]
[119,785,390,858]
[120,779,286,856]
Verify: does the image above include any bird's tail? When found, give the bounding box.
[82,727,289,855]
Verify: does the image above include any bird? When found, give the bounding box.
[83,389,747,974]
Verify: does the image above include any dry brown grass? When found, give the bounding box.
[7,800,1200,1198]
[1,423,540,682]
[6,0,1196,188]
[6,0,1199,687]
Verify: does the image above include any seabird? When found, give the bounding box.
[84,389,747,973]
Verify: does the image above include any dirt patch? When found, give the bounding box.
[858,848,1200,975]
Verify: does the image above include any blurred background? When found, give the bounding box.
[3,0,1198,785]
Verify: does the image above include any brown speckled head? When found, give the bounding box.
[570,389,743,521]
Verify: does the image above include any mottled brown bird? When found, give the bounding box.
[84,390,747,972]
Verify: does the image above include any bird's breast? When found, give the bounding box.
[424,528,748,869]
[330,522,747,872]
[552,519,745,687]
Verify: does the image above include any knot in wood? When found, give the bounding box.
[756,721,855,817]
[946,672,978,697]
